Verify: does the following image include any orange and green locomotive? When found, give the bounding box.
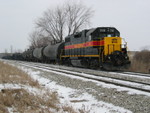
[61,27,130,70]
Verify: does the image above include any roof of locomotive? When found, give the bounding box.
[65,27,119,39]
[86,27,119,36]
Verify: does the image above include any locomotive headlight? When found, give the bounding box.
[108,56,111,59]
[125,56,128,59]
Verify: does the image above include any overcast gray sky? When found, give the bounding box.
[0,0,150,53]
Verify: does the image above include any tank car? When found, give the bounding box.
[43,43,64,63]
[22,43,64,63]
[12,53,24,60]
[22,49,34,61]
[60,27,130,70]
[33,47,44,62]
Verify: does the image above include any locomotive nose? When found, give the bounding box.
[111,51,124,66]
[115,58,123,65]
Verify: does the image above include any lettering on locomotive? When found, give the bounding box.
[112,38,117,43]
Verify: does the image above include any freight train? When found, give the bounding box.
[3,27,131,70]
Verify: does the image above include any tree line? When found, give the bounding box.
[29,1,93,49]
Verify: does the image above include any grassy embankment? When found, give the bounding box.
[129,50,150,73]
[0,61,82,113]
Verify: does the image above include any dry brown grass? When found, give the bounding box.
[0,61,39,87]
[0,61,86,113]
[0,88,60,113]
[0,61,60,112]
[129,50,150,73]
[62,104,90,113]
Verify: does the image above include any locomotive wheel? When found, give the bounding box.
[81,59,90,68]
[90,59,99,69]
[64,58,72,66]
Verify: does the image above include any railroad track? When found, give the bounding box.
[17,61,150,93]
[109,71,150,79]
[22,61,150,82]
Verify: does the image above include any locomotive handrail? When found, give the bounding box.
[122,38,127,46]
[99,46,104,63]
[60,49,64,60]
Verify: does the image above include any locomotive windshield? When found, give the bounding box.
[92,27,120,39]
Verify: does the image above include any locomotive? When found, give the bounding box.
[61,27,130,70]
[4,27,130,70]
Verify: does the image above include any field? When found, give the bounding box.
[0,61,80,113]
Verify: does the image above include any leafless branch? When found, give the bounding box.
[29,1,93,48]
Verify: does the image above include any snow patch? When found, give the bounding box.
[20,65,132,113]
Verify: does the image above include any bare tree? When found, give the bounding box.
[28,30,50,49]
[36,7,66,43]
[65,1,93,35]
[36,1,93,43]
